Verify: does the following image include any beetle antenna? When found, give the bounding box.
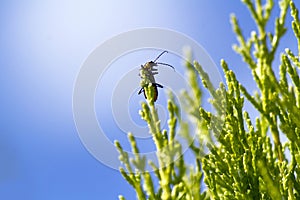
[156,62,175,71]
[153,50,168,62]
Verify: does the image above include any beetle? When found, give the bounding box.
[138,50,174,102]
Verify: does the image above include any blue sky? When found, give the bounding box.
[0,0,299,199]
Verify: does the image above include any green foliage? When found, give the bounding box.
[115,0,300,199]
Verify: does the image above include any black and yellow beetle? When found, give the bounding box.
[138,51,174,102]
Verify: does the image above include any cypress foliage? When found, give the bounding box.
[116,0,300,199]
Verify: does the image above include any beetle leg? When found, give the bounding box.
[154,83,163,88]
[138,88,144,95]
